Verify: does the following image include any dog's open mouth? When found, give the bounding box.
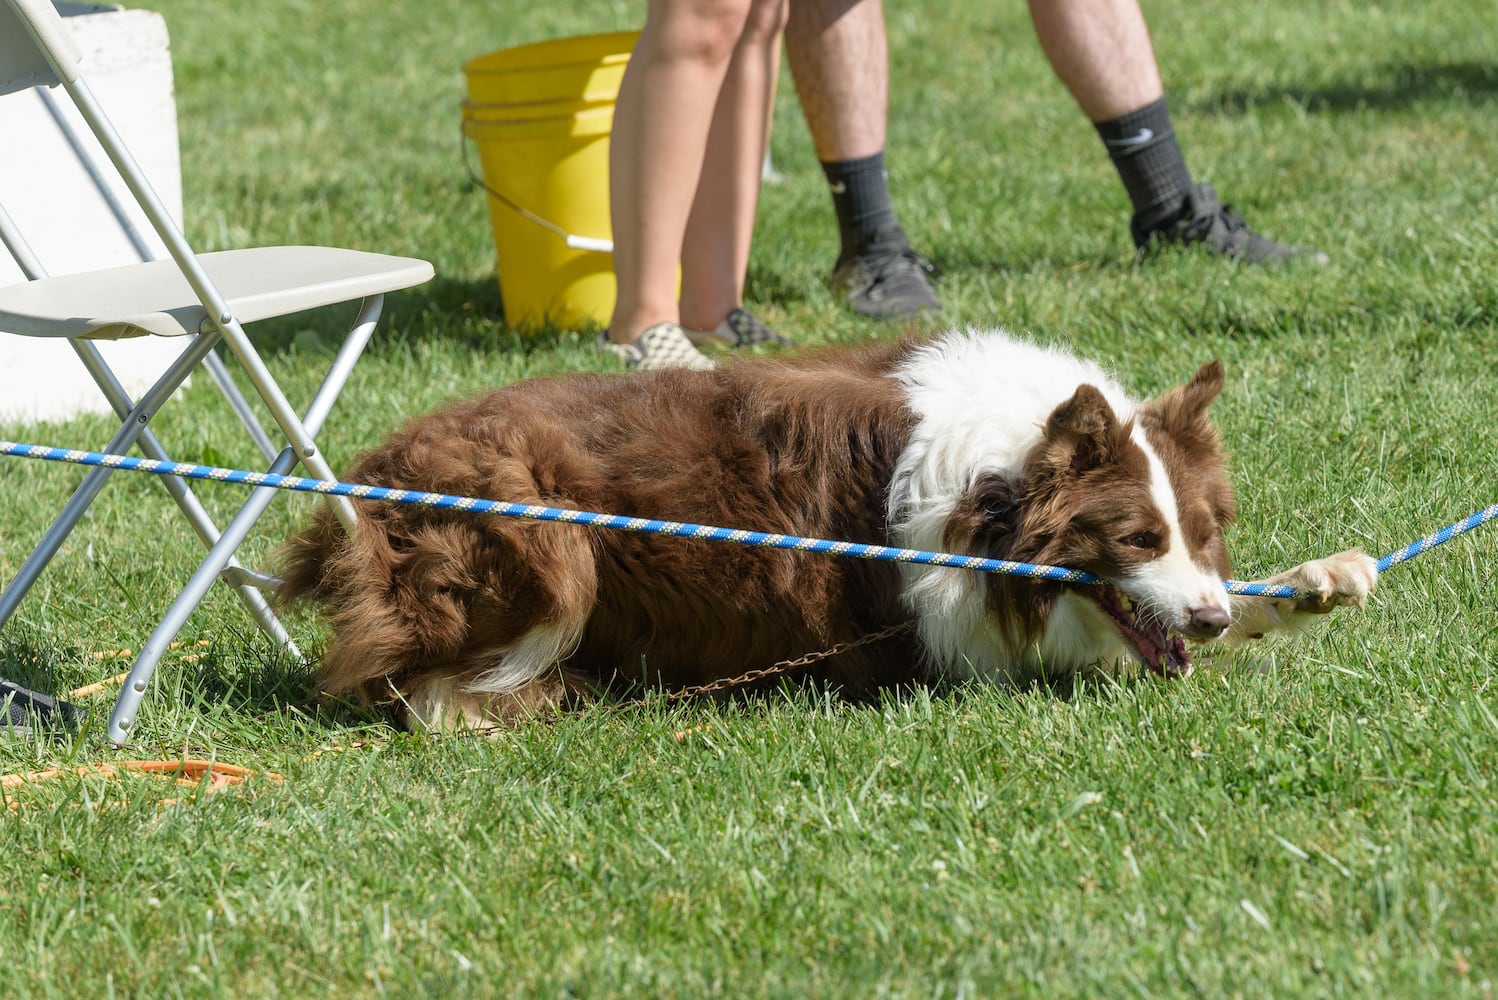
[1091,586,1191,677]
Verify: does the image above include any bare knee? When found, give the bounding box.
[742,0,790,43]
[645,0,759,65]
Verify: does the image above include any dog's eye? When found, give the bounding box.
[1123,532,1159,550]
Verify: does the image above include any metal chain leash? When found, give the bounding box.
[450,619,918,736]
[610,619,917,711]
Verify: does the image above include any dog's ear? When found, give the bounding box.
[1147,360,1224,438]
[1042,384,1119,475]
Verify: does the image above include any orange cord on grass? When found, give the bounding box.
[66,670,133,700]
[1,644,291,811]
[84,639,213,665]
[2,759,283,811]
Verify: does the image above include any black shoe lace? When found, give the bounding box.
[1181,185,1246,241]
[872,246,938,281]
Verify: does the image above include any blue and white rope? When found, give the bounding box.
[1375,504,1498,572]
[3,441,1492,600]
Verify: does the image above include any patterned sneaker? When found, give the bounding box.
[1133,182,1330,265]
[684,307,794,349]
[831,226,944,319]
[596,322,716,371]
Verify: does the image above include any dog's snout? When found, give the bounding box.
[1184,605,1230,639]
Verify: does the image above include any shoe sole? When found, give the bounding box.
[683,328,735,349]
[848,298,944,320]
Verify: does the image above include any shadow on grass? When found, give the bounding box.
[1185,59,1498,116]
[745,260,818,310]
[0,631,388,739]
[226,272,601,360]
[928,245,1129,280]
[182,638,400,732]
[0,638,70,702]
[4,621,1168,742]
[586,664,1121,720]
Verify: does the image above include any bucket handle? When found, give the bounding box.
[460,130,615,254]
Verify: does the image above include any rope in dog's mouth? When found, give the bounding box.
[3,441,1496,601]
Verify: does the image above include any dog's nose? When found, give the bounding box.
[1184,605,1230,639]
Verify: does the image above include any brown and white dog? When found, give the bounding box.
[278,328,1376,728]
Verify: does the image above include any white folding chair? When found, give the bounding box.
[0,0,434,743]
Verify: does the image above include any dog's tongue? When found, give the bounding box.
[1133,621,1192,678]
[1150,634,1192,678]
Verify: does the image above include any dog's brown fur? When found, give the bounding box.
[279,341,925,723]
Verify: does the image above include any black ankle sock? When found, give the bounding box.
[820,151,903,259]
[1094,97,1193,233]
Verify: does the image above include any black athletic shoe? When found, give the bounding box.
[831,227,944,319]
[2,679,84,737]
[1133,182,1329,265]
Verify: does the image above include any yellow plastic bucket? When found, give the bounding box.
[461,32,638,331]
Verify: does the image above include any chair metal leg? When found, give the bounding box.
[107,445,301,744]
[106,300,384,744]
[301,296,382,434]
[210,294,384,532]
[0,331,219,628]
[68,340,298,655]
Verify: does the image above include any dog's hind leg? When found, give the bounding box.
[396,517,601,730]
[311,491,602,725]
[401,666,592,731]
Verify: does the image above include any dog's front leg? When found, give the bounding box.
[1226,548,1379,642]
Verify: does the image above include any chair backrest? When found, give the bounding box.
[0,0,84,97]
[1,0,238,330]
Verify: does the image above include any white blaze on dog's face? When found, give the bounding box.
[1017,362,1237,675]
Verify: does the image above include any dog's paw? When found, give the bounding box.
[1269,548,1379,615]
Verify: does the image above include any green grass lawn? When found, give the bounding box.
[3,0,1496,994]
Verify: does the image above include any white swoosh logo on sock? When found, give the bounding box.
[828,180,847,194]
[1105,127,1155,148]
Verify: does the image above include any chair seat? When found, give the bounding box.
[0,245,435,339]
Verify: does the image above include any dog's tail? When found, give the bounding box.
[273,506,347,608]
